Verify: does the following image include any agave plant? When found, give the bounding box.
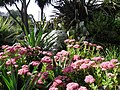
[18,21,57,51]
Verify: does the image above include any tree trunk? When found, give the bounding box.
[41,7,44,21]
[22,0,29,34]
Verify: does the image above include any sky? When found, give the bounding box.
[0,0,56,21]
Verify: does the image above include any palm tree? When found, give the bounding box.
[35,0,54,21]
[0,0,31,34]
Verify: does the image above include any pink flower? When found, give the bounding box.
[6,58,16,66]
[14,43,21,49]
[80,63,89,69]
[18,65,29,75]
[6,46,16,53]
[96,45,103,50]
[110,59,118,63]
[10,58,16,65]
[47,52,53,56]
[67,45,73,48]
[64,39,70,43]
[107,62,115,69]
[78,86,88,90]
[41,56,52,63]
[83,59,90,64]
[55,79,63,85]
[91,44,97,47]
[41,72,49,79]
[42,51,48,55]
[54,56,59,61]
[84,75,95,84]
[55,76,67,81]
[62,66,74,73]
[83,41,88,45]
[18,69,29,75]
[100,61,115,70]
[18,47,27,55]
[69,39,75,43]
[73,44,80,49]
[88,43,93,46]
[66,82,79,90]
[56,50,69,57]
[88,61,96,66]
[6,60,12,66]
[22,65,29,69]
[37,79,43,84]
[73,55,80,61]
[71,60,84,69]
[30,61,40,66]
[2,45,9,49]
[0,52,4,56]
[49,87,58,90]
[51,79,63,87]
[92,57,104,62]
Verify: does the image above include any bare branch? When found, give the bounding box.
[20,0,23,3]
[27,0,31,7]
[14,2,21,14]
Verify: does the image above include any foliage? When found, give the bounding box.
[35,0,54,20]
[51,0,120,44]
[18,21,57,51]
[86,10,120,44]
[0,44,52,90]
[0,16,21,46]
[0,0,31,34]
[0,39,120,90]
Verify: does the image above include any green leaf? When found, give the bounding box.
[36,28,43,46]
[2,75,11,90]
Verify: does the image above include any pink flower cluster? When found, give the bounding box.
[66,82,79,90]
[56,50,69,57]
[18,47,27,55]
[83,41,103,50]
[37,72,49,84]
[64,39,80,49]
[84,75,95,84]
[18,65,29,75]
[62,66,74,73]
[73,44,80,49]
[71,59,96,70]
[3,44,27,55]
[78,86,88,90]
[100,61,115,70]
[92,56,104,62]
[41,56,52,63]
[64,39,75,44]
[6,58,17,66]
[54,50,69,62]
[72,55,81,61]
[66,82,88,90]
[42,51,53,56]
[49,76,70,89]
[49,76,88,90]
[30,61,40,66]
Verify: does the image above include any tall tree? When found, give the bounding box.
[0,0,31,34]
[35,0,53,21]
